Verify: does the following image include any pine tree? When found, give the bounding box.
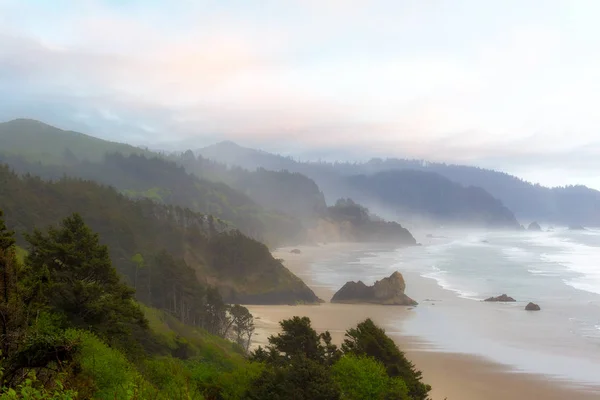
[24,213,147,347]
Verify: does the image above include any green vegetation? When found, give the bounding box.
[0,164,319,305]
[247,316,429,400]
[1,210,431,399]
[0,119,150,164]
[0,121,304,247]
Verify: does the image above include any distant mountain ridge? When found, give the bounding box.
[197,141,600,227]
[198,142,522,228]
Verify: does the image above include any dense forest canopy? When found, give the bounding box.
[0,209,431,399]
[0,164,320,306]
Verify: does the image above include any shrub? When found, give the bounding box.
[331,354,409,400]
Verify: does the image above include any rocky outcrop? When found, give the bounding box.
[527,222,542,231]
[290,249,302,254]
[525,302,541,311]
[568,225,586,231]
[331,271,417,305]
[484,294,516,302]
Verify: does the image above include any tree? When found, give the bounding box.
[228,304,255,352]
[203,286,226,335]
[252,316,340,365]
[331,354,409,400]
[243,356,340,400]
[0,209,18,359]
[342,319,430,400]
[130,253,144,293]
[24,213,148,349]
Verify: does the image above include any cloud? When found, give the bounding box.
[1,0,600,187]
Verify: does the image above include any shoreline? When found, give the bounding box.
[246,243,600,400]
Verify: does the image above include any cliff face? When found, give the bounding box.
[331,272,417,305]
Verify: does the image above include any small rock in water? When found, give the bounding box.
[290,248,302,254]
[484,294,516,302]
[525,302,541,311]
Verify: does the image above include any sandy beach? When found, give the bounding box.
[246,244,600,400]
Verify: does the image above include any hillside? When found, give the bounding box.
[0,118,151,163]
[0,121,304,246]
[175,150,328,220]
[350,159,600,227]
[198,142,521,228]
[346,170,520,228]
[0,164,320,305]
[307,198,418,244]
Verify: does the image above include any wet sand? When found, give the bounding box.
[246,244,600,400]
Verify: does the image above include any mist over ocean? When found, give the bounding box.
[310,228,600,387]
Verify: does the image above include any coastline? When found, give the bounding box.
[246,243,600,400]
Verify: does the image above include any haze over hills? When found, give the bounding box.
[198,141,600,227]
[0,119,419,245]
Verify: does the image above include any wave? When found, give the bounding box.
[422,265,483,300]
[531,234,600,295]
[503,246,535,262]
[527,268,561,277]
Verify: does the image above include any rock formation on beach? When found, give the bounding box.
[484,294,516,302]
[525,302,541,311]
[527,222,542,231]
[568,225,586,231]
[331,271,417,305]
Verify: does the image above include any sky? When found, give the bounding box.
[1,0,600,188]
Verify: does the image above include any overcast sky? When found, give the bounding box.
[1,0,600,188]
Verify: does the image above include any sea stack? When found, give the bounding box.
[527,222,542,231]
[525,302,541,311]
[331,271,417,305]
[484,294,516,302]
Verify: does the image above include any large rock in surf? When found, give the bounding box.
[525,302,541,311]
[484,294,516,302]
[527,222,542,231]
[568,225,586,231]
[331,271,417,305]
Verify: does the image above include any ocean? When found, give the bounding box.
[309,228,600,388]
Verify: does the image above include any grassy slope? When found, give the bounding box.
[0,119,151,163]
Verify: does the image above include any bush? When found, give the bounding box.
[331,354,409,400]
[0,377,77,400]
[64,330,149,400]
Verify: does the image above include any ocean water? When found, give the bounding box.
[310,228,600,387]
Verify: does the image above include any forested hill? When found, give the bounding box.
[358,159,600,227]
[0,152,303,246]
[347,171,520,228]
[174,150,328,220]
[198,142,521,229]
[0,118,152,162]
[0,164,320,305]
[198,141,600,227]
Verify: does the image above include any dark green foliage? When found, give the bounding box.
[0,165,319,306]
[251,316,340,365]
[244,357,340,400]
[342,319,431,400]
[24,214,148,352]
[0,150,303,247]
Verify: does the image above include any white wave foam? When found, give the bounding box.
[503,246,535,262]
[531,234,600,295]
[422,266,482,300]
[527,268,560,277]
